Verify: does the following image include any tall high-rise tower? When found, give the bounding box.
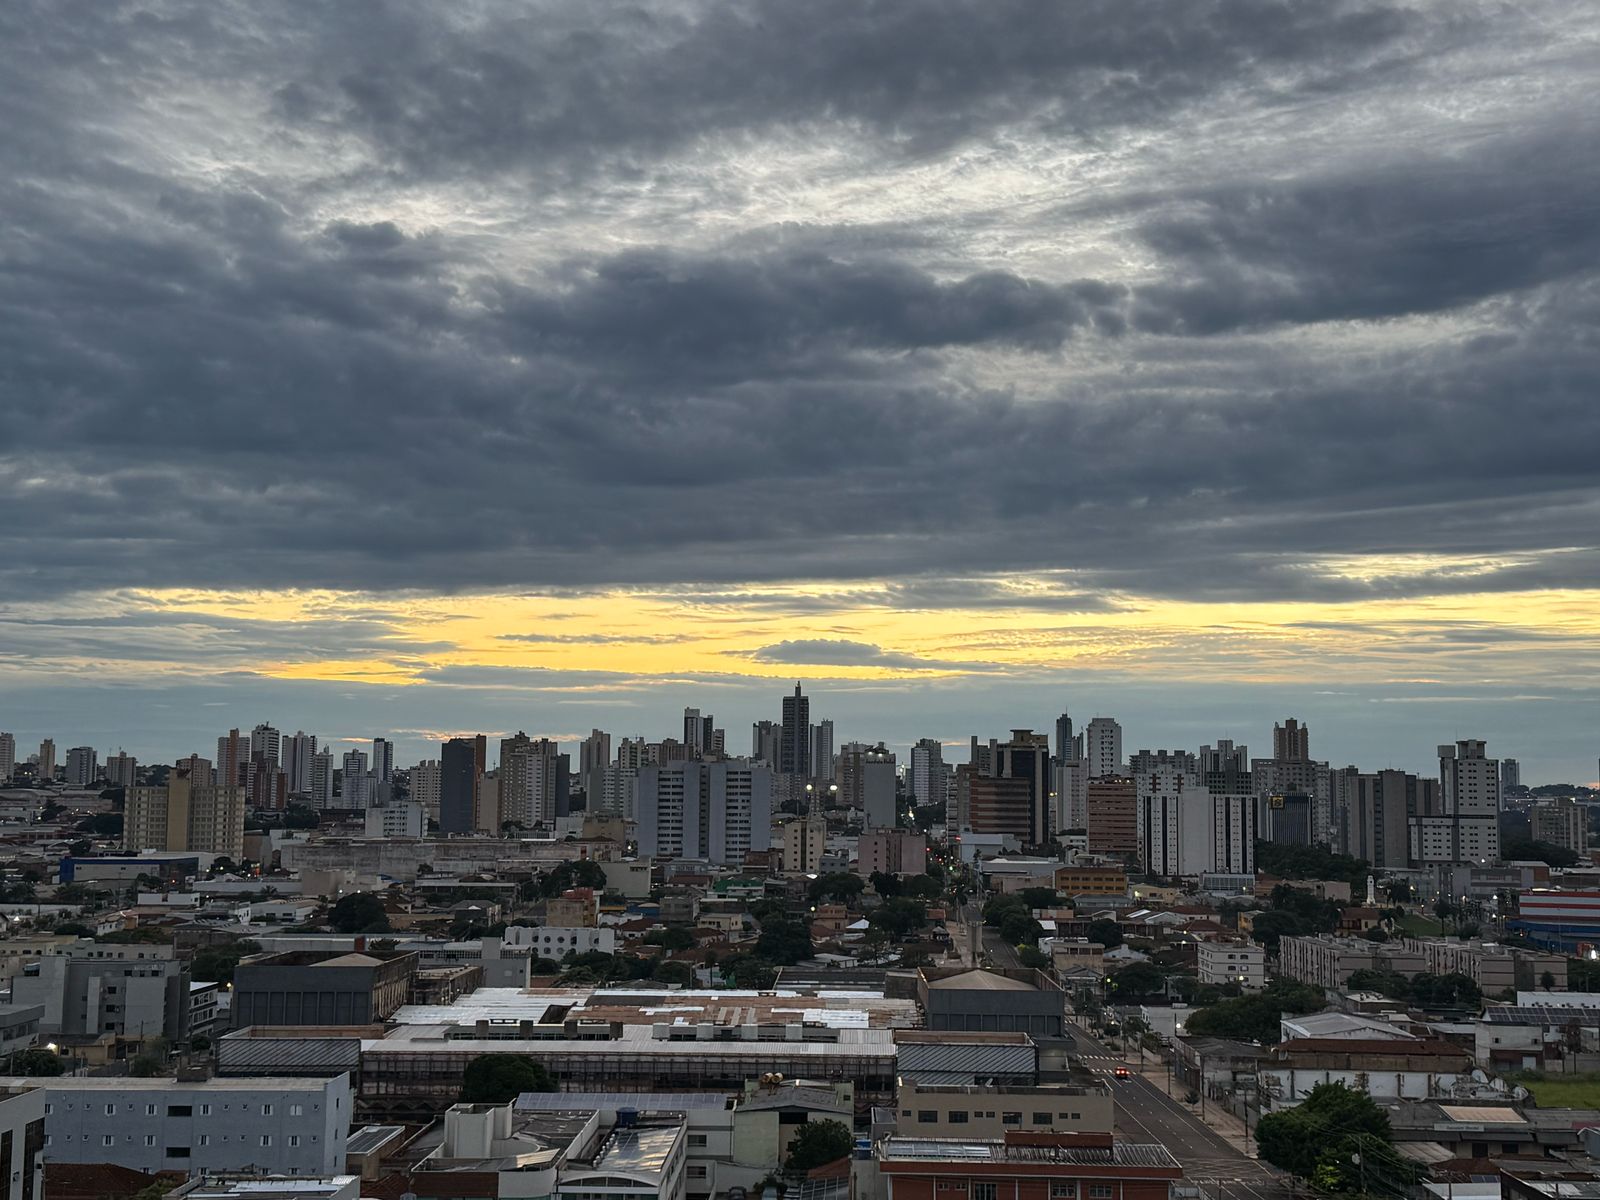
[1273,719,1310,761]
[780,683,810,777]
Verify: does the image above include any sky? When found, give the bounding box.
[1,1,1597,782]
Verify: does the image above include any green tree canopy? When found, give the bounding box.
[13,1049,64,1076]
[1182,978,1325,1044]
[190,939,261,985]
[1109,962,1167,1001]
[461,1054,558,1102]
[327,891,390,934]
[1256,1082,1416,1192]
[757,918,814,965]
[1502,839,1580,868]
[1086,918,1123,950]
[785,1119,854,1172]
[1253,842,1370,891]
[869,897,929,939]
[807,872,864,905]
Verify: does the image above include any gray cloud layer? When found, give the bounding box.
[0,0,1596,609]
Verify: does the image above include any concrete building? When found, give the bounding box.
[918,969,1065,1038]
[371,738,393,785]
[0,1087,43,1200]
[363,803,425,839]
[409,759,440,820]
[779,813,827,874]
[1416,739,1501,864]
[506,926,616,959]
[439,737,481,835]
[1274,719,1310,761]
[993,729,1052,845]
[0,732,15,784]
[636,760,771,866]
[12,942,190,1041]
[910,738,946,806]
[310,749,335,808]
[215,729,246,789]
[1276,935,1425,991]
[839,743,897,828]
[1532,799,1587,857]
[1084,717,1123,778]
[1502,758,1522,790]
[24,1074,350,1176]
[1403,938,1567,994]
[284,732,318,795]
[1085,777,1137,859]
[125,767,246,858]
[779,683,810,779]
[965,774,1034,841]
[1339,769,1436,870]
[810,718,834,781]
[102,752,138,789]
[232,950,417,1028]
[341,750,371,810]
[64,747,97,788]
[893,1078,1112,1139]
[37,739,56,783]
[1196,941,1266,991]
[1258,1038,1481,1111]
[250,723,282,769]
[859,829,928,878]
[876,1133,1181,1200]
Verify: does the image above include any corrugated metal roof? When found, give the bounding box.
[897,1039,1037,1081]
[880,1138,1179,1168]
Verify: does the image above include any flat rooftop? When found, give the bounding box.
[879,1138,1180,1169]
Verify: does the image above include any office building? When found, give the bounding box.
[909,738,945,806]
[36,739,55,782]
[102,751,138,789]
[0,732,13,783]
[993,729,1051,844]
[409,758,441,820]
[1342,769,1436,870]
[284,731,318,794]
[1531,799,1587,857]
[1262,792,1313,845]
[13,942,190,1040]
[246,753,287,812]
[965,775,1034,841]
[1084,717,1122,778]
[364,802,426,839]
[779,683,810,777]
[125,767,246,857]
[875,1133,1180,1200]
[64,746,97,787]
[475,770,501,833]
[1085,776,1137,858]
[22,1074,351,1177]
[499,733,565,829]
[250,723,282,769]
[1253,754,1333,845]
[439,737,482,834]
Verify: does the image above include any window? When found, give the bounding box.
[917,1111,938,1124]
[1034,1112,1053,1125]
[689,1165,708,1179]
[288,1104,303,1117]
[168,1105,193,1117]
[973,1185,997,1200]
[1052,1185,1078,1198]
[200,1104,212,1116]
[260,1135,272,1147]
[145,1105,157,1116]
[102,1136,114,1147]
[166,1148,191,1160]
[949,1111,969,1125]
[198,1135,210,1147]
[104,1105,115,1116]
[144,1136,155,1147]
[689,1134,707,1147]
[1090,1186,1114,1199]
[261,1104,273,1116]
[288,1136,300,1148]
[1002,1112,1021,1126]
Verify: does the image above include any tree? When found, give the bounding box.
[757,918,814,966]
[997,909,1043,946]
[538,859,607,898]
[328,892,390,934]
[869,897,929,939]
[1502,838,1580,868]
[719,954,778,989]
[1086,919,1123,950]
[1183,978,1325,1044]
[76,813,123,837]
[1016,887,1062,911]
[807,873,864,905]
[1253,842,1370,892]
[1541,969,1558,991]
[1109,962,1167,1001]
[644,927,696,952]
[461,1054,558,1102]
[785,1119,854,1172]
[1256,1082,1416,1190]
[129,1053,164,1077]
[1018,946,1050,970]
[13,1049,64,1077]
[869,871,902,898]
[190,939,261,985]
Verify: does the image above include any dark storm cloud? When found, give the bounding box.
[0,0,1595,616]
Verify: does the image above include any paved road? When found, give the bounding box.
[1075,1029,1295,1200]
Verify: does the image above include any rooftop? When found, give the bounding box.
[878,1137,1181,1170]
[586,1124,682,1177]
[924,969,1037,992]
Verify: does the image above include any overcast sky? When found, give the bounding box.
[1,1,1597,782]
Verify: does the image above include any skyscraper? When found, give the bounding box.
[216,729,247,787]
[103,751,138,789]
[580,729,611,802]
[38,738,56,781]
[283,732,318,794]
[910,738,945,805]
[499,733,564,829]
[1054,711,1075,761]
[343,749,372,809]
[752,720,781,766]
[65,746,97,787]
[994,729,1052,844]
[1273,718,1310,761]
[0,732,14,783]
[1412,738,1500,863]
[779,683,810,777]
[440,737,481,834]
[371,737,394,784]
[125,766,245,858]
[1084,717,1123,778]
[810,718,835,781]
[409,759,441,821]
[249,723,281,769]
[310,749,335,808]
[1500,758,1521,791]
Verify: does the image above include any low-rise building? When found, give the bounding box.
[876,1132,1183,1200]
[1196,941,1266,992]
[505,925,616,959]
[1277,935,1425,991]
[12,942,190,1042]
[232,950,417,1028]
[1402,938,1567,995]
[919,969,1066,1039]
[893,1078,1113,1139]
[1258,1038,1488,1111]
[12,1073,351,1176]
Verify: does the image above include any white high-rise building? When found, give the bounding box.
[580,729,611,802]
[1085,717,1123,778]
[910,738,945,805]
[310,749,335,808]
[283,731,318,794]
[372,737,394,784]
[249,723,281,769]
[342,749,372,808]
[65,746,98,787]
[409,759,441,820]
[1133,751,1199,875]
[103,752,138,789]
[0,732,14,783]
[499,733,562,829]
[1435,738,1501,863]
[636,759,772,866]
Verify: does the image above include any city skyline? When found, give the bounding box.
[1,2,1596,782]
